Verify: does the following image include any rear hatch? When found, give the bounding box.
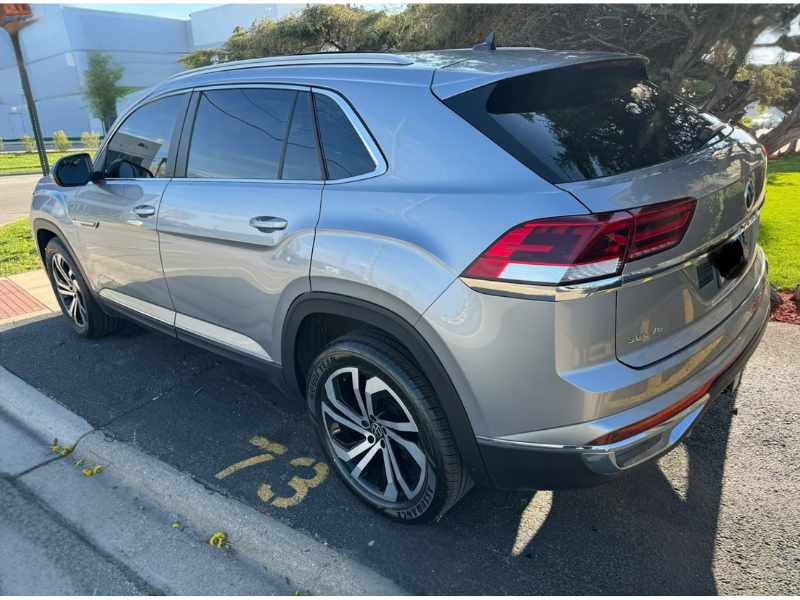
[438,55,767,368]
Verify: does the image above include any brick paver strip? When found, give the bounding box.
[0,278,49,319]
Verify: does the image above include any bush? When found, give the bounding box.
[52,130,72,152]
[740,116,753,128]
[0,138,4,151]
[20,134,36,153]
[80,131,100,151]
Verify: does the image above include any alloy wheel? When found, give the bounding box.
[51,253,87,328]
[321,366,427,504]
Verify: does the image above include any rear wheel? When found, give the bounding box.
[44,238,122,338]
[307,330,472,523]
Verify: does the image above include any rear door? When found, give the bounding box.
[157,86,324,363]
[442,61,767,367]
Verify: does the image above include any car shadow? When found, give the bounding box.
[0,313,737,594]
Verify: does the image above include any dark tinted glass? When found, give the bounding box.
[105,94,185,178]
[446,65,718,184]
[282,93,323,180]
[187,88,295,179]
[314,94,375,179]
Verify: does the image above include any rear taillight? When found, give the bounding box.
[628,197,696,261]
[463,198,696,286]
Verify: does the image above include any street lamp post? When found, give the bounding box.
[1,4,49,176]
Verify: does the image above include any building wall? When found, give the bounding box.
[189,3,307,49]
[0,5,192,140]
[0,3,314,142]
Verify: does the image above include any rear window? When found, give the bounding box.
[445,64,717,184]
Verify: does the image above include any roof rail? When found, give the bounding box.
[168,53,414,81]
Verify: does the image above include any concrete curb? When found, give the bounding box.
[0,366,406,596]
[0,366,93,447]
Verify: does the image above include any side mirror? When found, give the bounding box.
[51,153,94,187]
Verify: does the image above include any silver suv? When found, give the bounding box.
[32,46,770,523]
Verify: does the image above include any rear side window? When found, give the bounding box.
[445,64,717,184]
[313,94,376,180]
[105,94,185,179]
[187,89,322,180]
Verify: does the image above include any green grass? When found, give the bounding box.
[0,219,40,276]
[0,152,82,175]
[759,155,800,290]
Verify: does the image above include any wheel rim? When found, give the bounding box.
[51,253,87,328]
[321,367,427,504]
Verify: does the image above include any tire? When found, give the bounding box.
[307,330,473,523]
[44,238,123,338]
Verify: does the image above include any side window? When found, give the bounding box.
[104,94,185,179]
[313,94,376,180]
[187,88,321,180]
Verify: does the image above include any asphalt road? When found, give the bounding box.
[1,312,798,595]
[0,174,40,225]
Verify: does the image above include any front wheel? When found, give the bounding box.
[44,238,122,338]
[307,331,472,523]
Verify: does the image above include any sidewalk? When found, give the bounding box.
[0,366,406,596]
[0,270,58,323]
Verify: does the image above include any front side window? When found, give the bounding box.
[187,88,322,180]
[104,94,185,179]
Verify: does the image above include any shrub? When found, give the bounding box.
[20,134,36,153]
[80,131,100,151]
[52,130,72,152]
[0,138,4,151]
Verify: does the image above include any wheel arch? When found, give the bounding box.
[32,219,91,289]
[281,291,490,484]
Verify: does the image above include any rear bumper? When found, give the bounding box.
[477,291,769,490]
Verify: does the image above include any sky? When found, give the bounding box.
[66,3,224,19]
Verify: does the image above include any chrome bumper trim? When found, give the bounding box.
[477,393,711,475]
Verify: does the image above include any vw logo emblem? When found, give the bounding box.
[744,178,756,210]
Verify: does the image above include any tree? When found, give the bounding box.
[176,3,800,153]
[80,53,137,133]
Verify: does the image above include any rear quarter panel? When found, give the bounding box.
[309,78,588,322]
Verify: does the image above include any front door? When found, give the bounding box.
[72,93,189,325]
[158,87,324,362]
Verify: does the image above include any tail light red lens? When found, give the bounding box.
[628,198,696,261]
[463,198,696,286]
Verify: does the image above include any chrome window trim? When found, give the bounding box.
[312,87,388,183]
[462,210,762,302]
[95,88,191,161]
[177,177,324,186]
[174,84,385,184]
[191,83,310,93]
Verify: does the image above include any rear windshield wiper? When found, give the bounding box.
[692,122,728,150]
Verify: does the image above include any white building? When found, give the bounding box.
[0,3,307,141]
[189,4,307,50]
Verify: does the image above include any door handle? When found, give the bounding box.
[133,205,156,218]
[249,217,288,231]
